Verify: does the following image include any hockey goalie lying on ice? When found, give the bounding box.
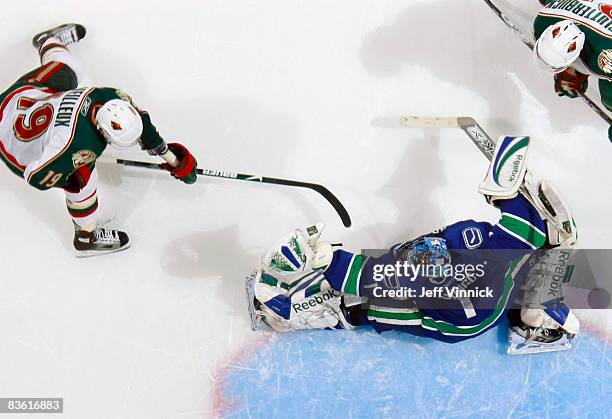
[246,136,580,355]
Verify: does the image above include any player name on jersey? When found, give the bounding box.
[543,0,612,33]
[55,87,88,127]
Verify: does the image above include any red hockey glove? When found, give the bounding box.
[161,143,197,184]
[62,163,94,193]
[554,67,588,99]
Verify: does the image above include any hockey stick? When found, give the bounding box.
[400,116,497,157]
[482,0,612,125]
[104,157,352,228]
[400,115,572,241]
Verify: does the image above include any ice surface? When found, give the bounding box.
[0,1,610,418]
[219,327,611,418]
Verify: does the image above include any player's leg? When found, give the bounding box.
[478,136,576,249]
[64,166,99,233]
[491,194,547,249]
[508,261,580,354]
[15,24,85,92]
[63,166,130,257]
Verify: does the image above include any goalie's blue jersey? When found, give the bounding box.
[324,194,548,343]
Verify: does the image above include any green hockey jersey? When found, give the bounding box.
[534,0,612,80]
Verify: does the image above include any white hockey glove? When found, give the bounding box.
[262,223,333,280]
[479,136,577,249]
[521,301,580,337]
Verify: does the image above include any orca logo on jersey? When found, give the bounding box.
[462,227,483,249]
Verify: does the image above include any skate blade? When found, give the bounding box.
[507,340,572,355]
[245,271,262,331]
[74,242,131,258]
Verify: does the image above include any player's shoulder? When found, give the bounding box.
[86,86,140,102]
[435,220,492,250]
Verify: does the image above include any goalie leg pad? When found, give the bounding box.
[536,180,577,248]
[478,136,530,202]
[246,269,353,332]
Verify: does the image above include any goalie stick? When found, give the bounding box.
[102,157,352,228]
[482,0,612,126]
[399,115,571,243]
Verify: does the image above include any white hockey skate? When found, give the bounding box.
[508,323,574,355]
[32,23,86,50]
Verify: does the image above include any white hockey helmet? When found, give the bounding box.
[95,99,143,148]
[534,20,585,73]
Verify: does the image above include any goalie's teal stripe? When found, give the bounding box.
[344,255,366,295]
[367,309,423,321]
[499,215,546,248]
[421,258,521,336]
[305,282,321,297]
[260,273,290,290]
[494,137,529,184]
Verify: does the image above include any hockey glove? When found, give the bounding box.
[62,163,95,193]
[554,67,588,99]
[161,143,197,184]
[262,223,333,278]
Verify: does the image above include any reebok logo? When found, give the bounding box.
[292,289,337,312]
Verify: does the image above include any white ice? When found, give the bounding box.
[0,1,610,418]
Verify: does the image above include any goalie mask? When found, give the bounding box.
[399,237,451,280]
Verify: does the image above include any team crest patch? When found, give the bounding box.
[72,150,97,168]
[462,227,483,249]
[598,49,612,74]
[80,96,92,117]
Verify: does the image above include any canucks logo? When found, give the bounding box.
[462,227,483,249]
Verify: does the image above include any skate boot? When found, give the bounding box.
[73,222,130,258]
[32,23,86,50]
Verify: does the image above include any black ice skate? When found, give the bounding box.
[32,23,86,50]
[73,223,130,258]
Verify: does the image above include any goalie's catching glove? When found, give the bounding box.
[161,143,197,184]
[262,223,333,278]
[554,67,588,98]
